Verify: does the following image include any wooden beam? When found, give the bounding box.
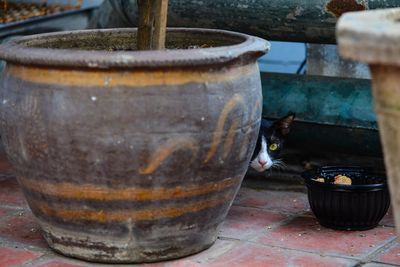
[125,0,399,44]
[152,0,168,49]
[137,0,168,50]
[137,0,154,50]
[2,0,8,24]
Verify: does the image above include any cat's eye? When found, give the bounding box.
[269,143,278,151]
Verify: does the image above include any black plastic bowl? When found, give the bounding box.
[302,166,390,230]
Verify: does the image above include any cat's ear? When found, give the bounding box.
[273,113,295,136]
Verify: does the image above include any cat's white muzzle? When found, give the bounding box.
[250,157,273,172]
[250,136,273,172]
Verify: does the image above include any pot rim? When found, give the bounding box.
[0,27,270,69]
[337,8,400,66]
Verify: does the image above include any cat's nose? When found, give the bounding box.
[258,159,267,166]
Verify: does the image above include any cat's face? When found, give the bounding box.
[250,113,295,172]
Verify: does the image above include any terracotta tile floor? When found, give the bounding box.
[0,152,399,267]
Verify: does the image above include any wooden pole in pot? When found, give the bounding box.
[137,0,169,50]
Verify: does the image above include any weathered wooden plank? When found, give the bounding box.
[93,0,399,44]
[136,0,154,50]
[136,0,169,50]
[152,0,168,49]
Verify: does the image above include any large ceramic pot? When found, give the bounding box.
[0,28,269,262]
[337,8,400,235]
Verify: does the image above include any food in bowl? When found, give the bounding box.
[334,174,352,185]
[313,177,325,183]
[312,174,352,185]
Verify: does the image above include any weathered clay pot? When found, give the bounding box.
[0,28,268,262]
[337,8,400,235]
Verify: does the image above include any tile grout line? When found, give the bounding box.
[358,236,398,265]
[193,238,244,265]
[20,252,89,267]
[241,227,399,265]
[243,238,365,262]
[0,236,88,267]
[20,252,60,267]
[0,173,16,179]
[20,255,55,267]
[368,262,400,267]
[233,202,311,217]
[0,235,48,254]
[219,208,311,242]
[0,204,28,210]
[359,262,400,267]
[0,208,30,224]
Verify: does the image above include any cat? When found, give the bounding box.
[250,113,295,172]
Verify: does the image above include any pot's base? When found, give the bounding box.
[318,221,379,231]
[38,220,218,263]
